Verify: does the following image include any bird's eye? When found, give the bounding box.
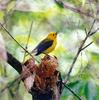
[53,34,54,36]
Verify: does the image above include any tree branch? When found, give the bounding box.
[54,0,95,18]
[7,52,22,74]
[89,28,99,36]
[63,19,98,83]
[81,41,93,51]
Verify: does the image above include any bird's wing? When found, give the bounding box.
[33,39,53,55]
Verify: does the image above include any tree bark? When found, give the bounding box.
[7,52,22,74]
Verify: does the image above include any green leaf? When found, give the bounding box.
[0,11,4,20]
[84,81,96,100]
[91,52,99,63]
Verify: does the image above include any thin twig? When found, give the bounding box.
[89,27,99,36]
[0,22,40,63]
[63,83,82,100]
[84,28,88,36]
[87,19,96,35]
[23,21,33,62]
[81,41,93,51]
[0,76,21,93]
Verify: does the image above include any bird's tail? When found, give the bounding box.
[26,49,37,56]
[31,49,37,54]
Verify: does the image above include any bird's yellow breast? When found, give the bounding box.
[44,39,57,54]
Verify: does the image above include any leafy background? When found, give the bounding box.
[0,0,99,100]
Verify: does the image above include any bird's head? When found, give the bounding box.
[47,32,57,40]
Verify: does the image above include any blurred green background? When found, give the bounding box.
[0,0,99,100]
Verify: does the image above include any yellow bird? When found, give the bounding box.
[31,32,57,56]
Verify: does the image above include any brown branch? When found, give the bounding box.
[7,52,22,74]
[63,19,98,83]
[54,0,95,18]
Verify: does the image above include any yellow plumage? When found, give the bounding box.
[31,32,57,56]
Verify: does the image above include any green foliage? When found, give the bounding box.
[0,11,4,20]
[84,81,96,100]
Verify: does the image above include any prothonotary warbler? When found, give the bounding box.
[31,32,57,56]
